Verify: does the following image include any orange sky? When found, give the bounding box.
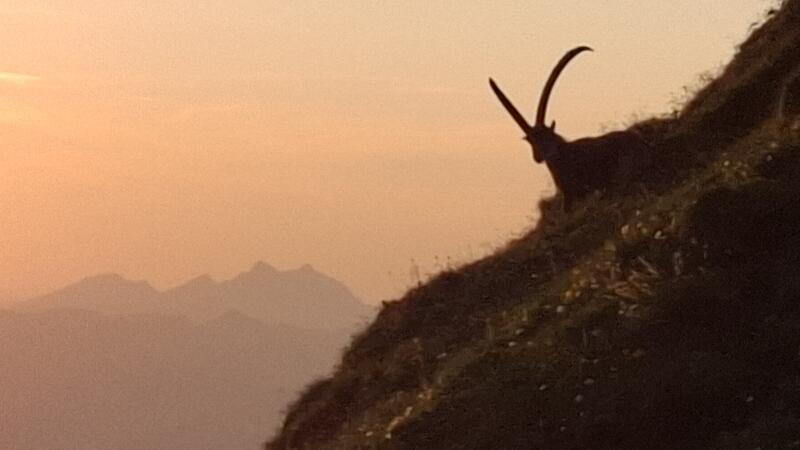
[0,1,776,303]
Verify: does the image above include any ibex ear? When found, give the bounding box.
[550,120,557,131]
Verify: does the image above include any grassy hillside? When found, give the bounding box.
[267,2,800,448]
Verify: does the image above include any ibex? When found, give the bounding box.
[490,46,651,211]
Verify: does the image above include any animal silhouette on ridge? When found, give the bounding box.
[490,46,652,211]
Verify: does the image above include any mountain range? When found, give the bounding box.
[2,261,374,449]
[14,261,373,331]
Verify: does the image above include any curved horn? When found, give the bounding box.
[535,46,593,125]
[489,78,531,134]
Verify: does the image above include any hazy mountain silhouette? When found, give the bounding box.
[5,262,373,449]
[14,261,373,331]
[0,307,346,450]
[17,273,160,314]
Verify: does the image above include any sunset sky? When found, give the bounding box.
[0,0,776,303]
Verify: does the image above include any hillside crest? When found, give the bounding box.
[267,1,800,448]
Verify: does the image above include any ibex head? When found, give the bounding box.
[490,46,593,164]
[490,46,653,211]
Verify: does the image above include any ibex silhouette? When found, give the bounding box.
[490,46,652,211]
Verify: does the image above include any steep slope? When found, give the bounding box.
[267,2,800,449]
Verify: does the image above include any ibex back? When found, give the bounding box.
[490,46,651,211]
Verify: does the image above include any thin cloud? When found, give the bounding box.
[0,7,62,17]
[0,72,41,86]
[0,6,86,23]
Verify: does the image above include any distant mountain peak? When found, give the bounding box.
[15,260,372,332]
[74,272,155,292]
[15,271,159,313]
[250,260,279,274]
[297,263,316,273]
[181,274,216,288]
[163,274,218,297]
[82,272,126,283]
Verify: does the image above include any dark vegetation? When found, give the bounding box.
[267,1,800,448]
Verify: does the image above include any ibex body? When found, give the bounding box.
[490,46,651,210]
